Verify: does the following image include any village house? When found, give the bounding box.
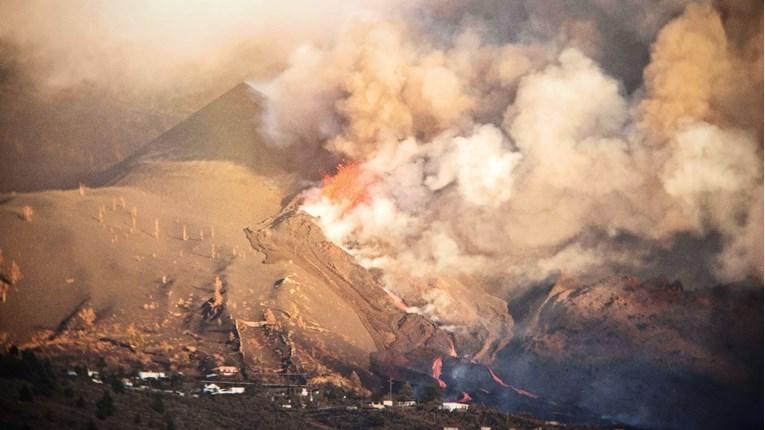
[441,402,470,412]
[202,383,245,395]
[87,369,102,384]
[138,371,167,380]
[205,365,239,378]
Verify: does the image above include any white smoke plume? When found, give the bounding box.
[259,0,763,315]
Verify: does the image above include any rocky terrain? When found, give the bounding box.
[494,276,762,429]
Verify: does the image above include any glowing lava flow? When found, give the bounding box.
[487,367,510,388]
[320,162,375,214]
[448,337,457,358]
[432,357,447,389]
[487,366,539,398]
[512,386,539,399]
[458,392,473,403]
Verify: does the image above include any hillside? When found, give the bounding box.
[0,82,761,429]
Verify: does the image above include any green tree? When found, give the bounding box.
[151,393,165,413]
[420,383,443,405]
[398,382,414,400]
[165,415,176,430]
[109,376,125,394]
[18,384,33,402]
[95,390,114,419]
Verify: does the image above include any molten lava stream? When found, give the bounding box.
[511,386,539,399]
[431,356,447,389]
[487,366,539,398]
[447,337,457,357]
[458,392,472,403]
[487,367,510,388]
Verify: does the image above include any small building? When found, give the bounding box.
[87,369,102,384]
[138,371,167,380]
[397,400,416,407]
[203,383,244,395]
[441,402,470,412]
[383,400,394,407]
[368,402,385,410]
[66,370,78,377]
[213,366,239,376]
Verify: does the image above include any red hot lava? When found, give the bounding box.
[487,366,540,398]
[512,386,539,399]
[431,356,447,389]
[487,367,510,388]
[448,337,457,358]
[458,392,472,403]
[320,162,375,214]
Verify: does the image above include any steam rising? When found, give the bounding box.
[260,0,763,303]
[1,0,760,337]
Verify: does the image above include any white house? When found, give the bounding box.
[203,383,245,395]
[441,402,470,412]
[138,371,167,380]
[87,369,102,384]
[222,386,245,394]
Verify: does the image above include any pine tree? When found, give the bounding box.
[95,390,114,419]
[151,393,164,413]
[18,384,33,402]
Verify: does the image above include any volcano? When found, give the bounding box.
[0,83,761,430]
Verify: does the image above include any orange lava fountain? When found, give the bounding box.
[320,162,374,213]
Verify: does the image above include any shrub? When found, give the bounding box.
[95,390,114,419]
[165,415,176,430]
[18,384,33,401]
[109,376,125,394]
[151,393,164,413]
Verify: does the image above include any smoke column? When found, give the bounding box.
[258,0,762,334]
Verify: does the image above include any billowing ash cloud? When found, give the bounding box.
[259,0,763,308]
[0,0,399,191]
